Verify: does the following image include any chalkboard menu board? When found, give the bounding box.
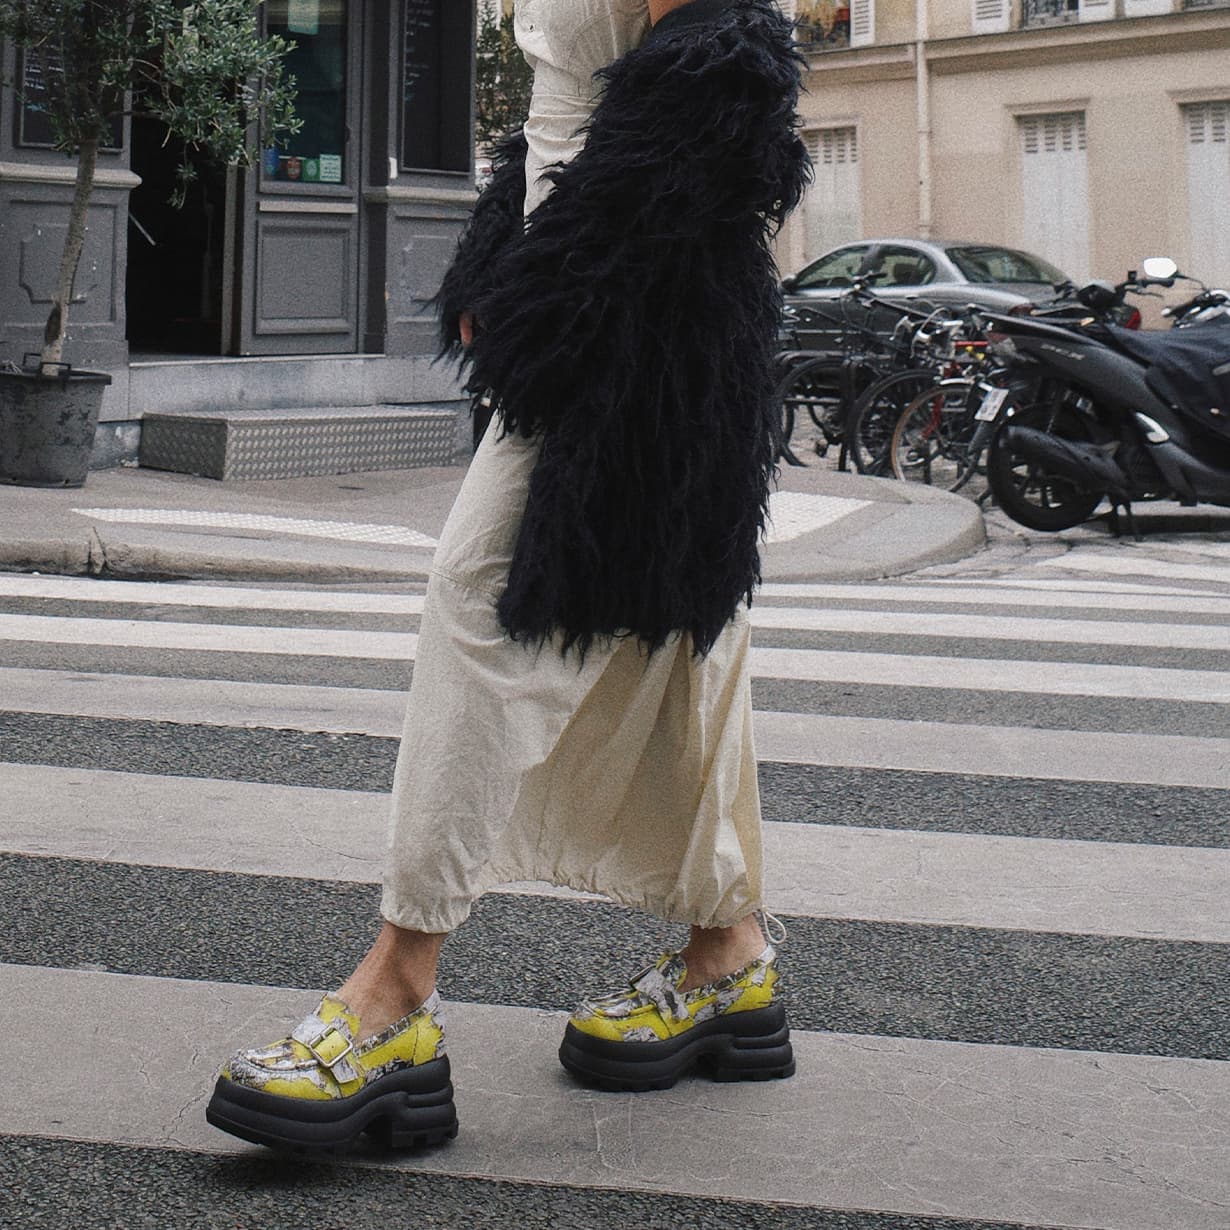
[401,0,443,169]
[17,48,123,150]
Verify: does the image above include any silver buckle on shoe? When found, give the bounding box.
[305,1027,354,1070]
[292,1013,356,1071]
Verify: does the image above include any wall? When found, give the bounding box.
[783,1,1230,325]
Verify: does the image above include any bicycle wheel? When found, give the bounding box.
[845,368,940,476]
[772,356,845,461]
[889,380,984,491]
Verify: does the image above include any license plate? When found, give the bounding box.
[975,387,1009,421]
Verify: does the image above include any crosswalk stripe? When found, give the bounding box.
[0,668,405,734]
[3,646,1226,735]
[758,580,1230,615]
[0,573,427,615]
[8,963,1229,1230]
[1138,541,1230,559]
[6,567,1230,623]
[749,649,1230,702]
[756,710,1230,789]
[4,605,1226,657]
[750,606,1230,650]
[6,763,1227,941]
[1037,553,1230,584]
[5,570,1227,617]
[925,576,1227,598]
[5,673,1227,786]
[0,613,419,658]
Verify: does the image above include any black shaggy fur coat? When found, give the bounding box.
[436,0,809,657]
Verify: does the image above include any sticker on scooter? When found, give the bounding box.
[975,387,1009,422]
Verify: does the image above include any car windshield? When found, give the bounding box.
[945,246,1068,286]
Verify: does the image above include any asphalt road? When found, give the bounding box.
[1,521,1228,1229]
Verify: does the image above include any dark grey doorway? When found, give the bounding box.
[125,121,227,355]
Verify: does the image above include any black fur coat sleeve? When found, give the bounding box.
[434,129,529,358]
[444,0,809,658]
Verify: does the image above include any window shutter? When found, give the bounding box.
[1019,113,1090,282]
[971,0,1010,34]
[1185,102,1230,287]
[803,127,862,259]
[850,0,874,46]
[1078,0,1114,22]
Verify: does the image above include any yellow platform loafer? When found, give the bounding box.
[206,991,457,1153]
[559,946,795,1092]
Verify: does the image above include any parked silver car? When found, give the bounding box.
[781,238,1074,352]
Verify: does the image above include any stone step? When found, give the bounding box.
[138,404,460,481]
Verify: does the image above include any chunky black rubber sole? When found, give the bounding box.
[205,1056,458,1154]
[559,1002,796,1092]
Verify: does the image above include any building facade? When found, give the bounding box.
[780,0,1230,320]
[0,1,477,468]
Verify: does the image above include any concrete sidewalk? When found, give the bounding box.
[0,458,985,585]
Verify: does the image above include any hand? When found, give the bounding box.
[460,310,476,347]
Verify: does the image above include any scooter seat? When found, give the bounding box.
[1106,322,1230,442]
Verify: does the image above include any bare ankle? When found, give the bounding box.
[338,921,447,1041]
[679,914,766,991]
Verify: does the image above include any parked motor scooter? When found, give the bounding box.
[982,258,1230,533]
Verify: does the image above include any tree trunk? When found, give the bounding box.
[41,137,99,373]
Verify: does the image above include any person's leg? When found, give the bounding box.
[678,913,767,991]
[335,922,447,1041]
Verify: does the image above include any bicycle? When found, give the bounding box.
[844,315,988,476]
[774,281,948,467]
[887,363,1024,497]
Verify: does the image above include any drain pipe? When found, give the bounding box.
[915,0,932,239]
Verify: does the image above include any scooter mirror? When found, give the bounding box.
[1141,257,1179,282]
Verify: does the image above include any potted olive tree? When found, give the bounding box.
[0,0,297,486]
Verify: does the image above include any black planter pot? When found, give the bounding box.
[0,361,111,488]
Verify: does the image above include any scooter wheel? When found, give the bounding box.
[986,405,1105,532]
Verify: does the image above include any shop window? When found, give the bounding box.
[402,0,472,172]
[263,0,348,184]
[794,0,852,49]
[1021,0,1078,24]
[1022,0,1114,23]
[14,48,122,150]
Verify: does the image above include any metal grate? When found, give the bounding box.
[139,407,458,481]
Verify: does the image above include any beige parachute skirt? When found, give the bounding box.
[380,0,765,935]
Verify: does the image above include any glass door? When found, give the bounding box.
[224,0,362,355]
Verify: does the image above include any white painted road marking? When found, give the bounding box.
[5,763,1228,942]
[71,507,439,549]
